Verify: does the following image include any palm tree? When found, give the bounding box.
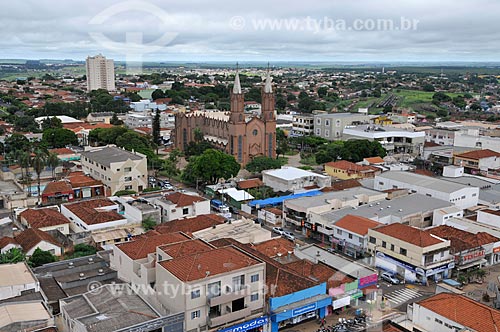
[19,151,31,191]
[31,150,47,203]
[46,152,59,180]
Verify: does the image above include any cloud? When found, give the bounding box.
[1,0,500,61]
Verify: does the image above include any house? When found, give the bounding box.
[0,262,39,301]
[19,208,70,234]
[454,149,500,176]
[332,215,382,258]
[476,208,500,227]
[410,293,500,332]
[153,192,210,222]
[48,147,80,162]
[67,171,106,199]
[362,156,385,165]
[236,178,263,190]
[86,112,115,124]
[324,160,381,180]
[0,302,54,331]
[0,237,21,254]
[367,223,454,284]
[153,214,226,236]
[14,228,63,256]
[219,187,254,208]
[80,145,148,194]
[374,171,479,209]
[257,207,283,225]
[262,166,331,193]
[156,245,266,332]
[41,181,74,205]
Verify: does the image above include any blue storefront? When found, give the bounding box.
[218,316,269,332]
[269,283,331,332]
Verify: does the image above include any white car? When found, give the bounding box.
[381,272,400,285]
[282,231,295,241]
[272,227,284,235]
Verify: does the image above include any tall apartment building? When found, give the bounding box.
[80,145,148,195]
[85,54,116,92]
[314,112,369,140]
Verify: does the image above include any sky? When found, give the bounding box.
[2,0,500,62]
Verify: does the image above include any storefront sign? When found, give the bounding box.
[376,252,416,273]
[425,262,455,277]
[493,247,500,254]
[461,249,485,264]
[218,316,269,332]
[359,274,378,288]
[333,296,351,310]
[292,303,317,316]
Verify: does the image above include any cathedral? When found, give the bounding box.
[173,70,276,166]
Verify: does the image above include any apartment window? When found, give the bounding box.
[359,237,363,244]
[124,167,132,172]
[251,293,259,302]
[461,195,466,199]
[336,120,341,127]
[325,130,330,137]
[191,310,201,319]
[232,275,245,291]
[472,193,477,197]
[125,185,132,190]
[207,281,221,299]
[337,229,342,235]
[400,248,407,256]
[382,241,386,248]
[348,233,353,239]
[191,289,200,299]
[325,119,330,126]
[435,318,443,324]
[316,128,321,135]
[251,274,259,283]
[317,118,321,125]
[124,176,132,182]
[390,244,395,251]
[182,208,189,215]
[378,181,384,186]
[369,236,376,244]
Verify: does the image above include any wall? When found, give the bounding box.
[26,240,62,257]
[477,210,500,227]
[412,303,464,332]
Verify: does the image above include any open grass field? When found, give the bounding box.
[393,89,462,108]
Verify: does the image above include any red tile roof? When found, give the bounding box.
[325,160,379,176]
[263,208,282,216]
[364,156,384,164]
[455,149,500,160]
[15,228,61,252]
[67,173,103,188]
[153,214,225,235]
[42,181,73,195]
[322,179,362,192]
[19,208,69,229]
[372,223,445,247]
[334,215,382,236]
[163,192,206,207]
[117,232,190,260]
[252,238,294,258]
[49,148,75,155]
[417,293,500,332]
[159,246,261,282]
[0,236,19,249]
[158,239,213,259]
[237,178,264,189]
[427,225,498,252]
[63,199,122,225]
[284,260,353,288]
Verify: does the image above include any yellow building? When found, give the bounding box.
[324,160,380,180]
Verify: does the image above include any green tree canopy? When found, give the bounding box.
[42,128,78,148]
[182,149,240,184]
[246,156,284,173]
[29,248,56,267]
[0,248,26,264]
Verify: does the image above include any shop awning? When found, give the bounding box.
[457,258,487,270]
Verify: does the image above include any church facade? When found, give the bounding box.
[173,71,276,166]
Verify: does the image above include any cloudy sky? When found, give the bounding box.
[2,0,500,62]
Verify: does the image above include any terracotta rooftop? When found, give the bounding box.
[237,178,264,189]
[263,207,283,216]
[322,179,362,192]
[427,225,498,252]
[153,214,225,235]
[15,228,61,252]
[364,156,385,164]
[251,238,295,258]
[334,215,382,236]
[63,199,122,225]
[158,239,213,259]
[0,236,19,249]
[67,172,103,188]
[284,259,354,289]
[417,293,500,332]
[159,246,261,282]
[49,148,75,155]
[42,181,73,195]
[19,208,69,229]
[455,149,500,160]
[372,223,445,247]
[117,232,190,260]
[325,160,379,173]
[163,192,206,207]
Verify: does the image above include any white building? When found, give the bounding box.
[431,206,464,226]
[262,166,331,193]
[476,208,500,227]
[332,214,382,258]
[374,171,479,209]
[314,112,369,140]
[152,192,211,222]
[85,54,115,92]
[0,262,39,301]
[125,112,153,129]
[291,114,314,137]
[81,145,148,195]
[130,99,167,112]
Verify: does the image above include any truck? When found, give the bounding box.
[211,199,231,218]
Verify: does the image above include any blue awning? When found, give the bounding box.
[248,190,322,207]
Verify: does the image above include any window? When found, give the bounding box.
[378,181,384,186]
[400,248,407,256]
[125,185,133,190]
[124,167,132,172]
[325,119,330,126]
[390,244,395,251]
[359,237,363,244]
[207,281,221,299]
[325,130,330,137]
[337,229,342,235]
[461,195,466,199]
[472,193,477,197]
[316,128,321,135]
[251,274,259,283]
[252,129,258,136]
[191,310,201,319]
[369,236,376,244]
[348,233,353,239]
[124,176,132,182]
[317,118,321,125]
[435,318,443,324]
[232,275,245,291]
[183,207,189,215]
[191,289,200,299]
[251,293,259,302]
[336,120,341,127]
[382,241,386,248]
[238,135,243,162]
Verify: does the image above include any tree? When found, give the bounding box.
[161,159,179,180]
[151,89,165,100]
[68,244,97,258]
[31,150,47,202]
[142,216,156,231]
[0,248,25,264]
[42,128,78,148]
[432,91,452,103]
[29,248,56,267]
[4,133,30,154]
[41,116,63,130]
[114,190,137,196]
[422,84,435,92]
[317,87,328,98]
[452,95,466,109]
[246,156,283,173]
[110,113,123,125]
[152,109,161,147]
[46,152,59,180]
[182,149,240,184]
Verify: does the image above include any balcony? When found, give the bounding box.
[208,307,252,328]
[208,285,249,307]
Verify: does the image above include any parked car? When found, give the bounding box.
[381,272,400,285]
[282,231,295,241]
[272,227,284,235]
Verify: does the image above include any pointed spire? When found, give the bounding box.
[264,63,273,93]
[233,63,242,94]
